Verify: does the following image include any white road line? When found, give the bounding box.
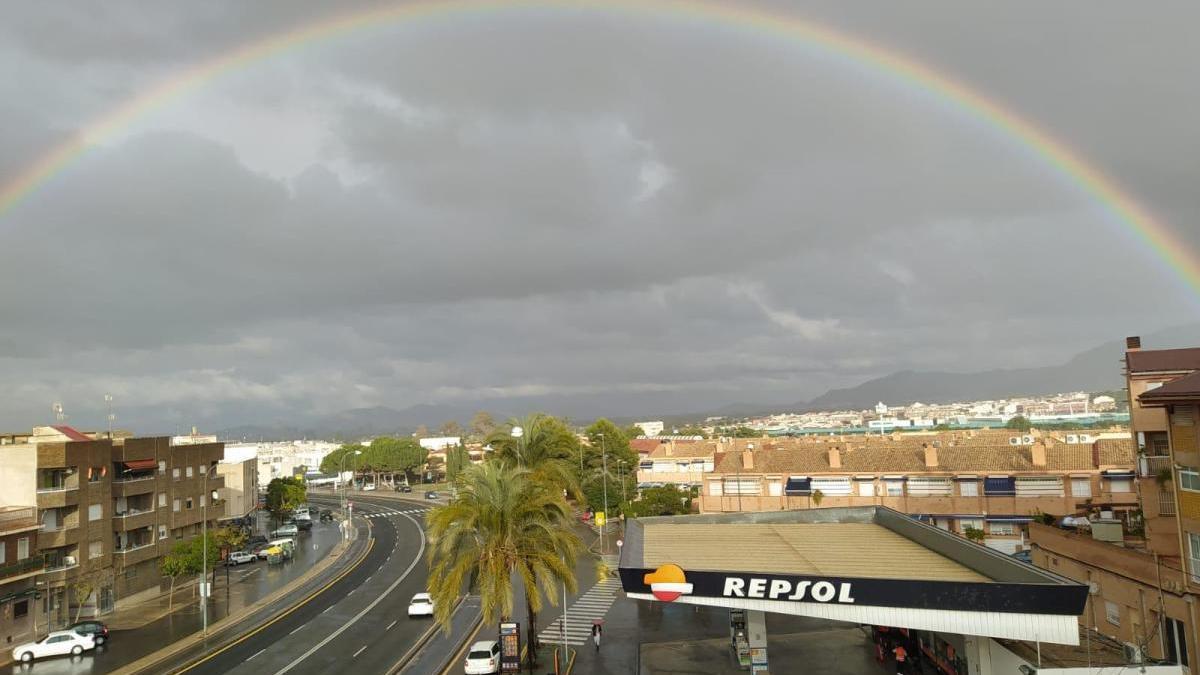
[249,648,266,660]
[353,645,367,658]
[322,606,333,614]
[386,620,397,631]
[289,625,304,635]
[272,512,428,675]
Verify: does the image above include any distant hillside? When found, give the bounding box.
[801,323,1200,411]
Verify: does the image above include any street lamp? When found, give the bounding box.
[599,433,609,553]
[201,466,220,636]
[617,459,627,504]
[339,450,362,522]
[510,425,524,468]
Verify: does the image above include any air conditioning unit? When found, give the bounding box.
[1023,435,1035,445]
[63,556,76,566]
[1123,643,1143,664]
[1010,437,1022,446]
[1079,434,1093,443]
[1066,434,1079,444]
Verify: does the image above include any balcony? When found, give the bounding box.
[116,542,158,565]
[37,526,79,549]
[113,509,157,531]
[0,506,39,535]
[1142,455,1173,479]
[0,555,46,583]
[36,487,79,509]
[112,476,157,496]
[1159,490,1178,516]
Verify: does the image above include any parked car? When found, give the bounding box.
[362,483,377,491]
[292,517,313,531]
[319,509,334,522]
[271,524,298,538]
[464,640,501,674]
[67,621,108,645]
[227,551,257,566]
[407,592,434,617]
[246,534,268,548]
[11,630,96,662]
[424,491,439,500]
[395,484,412,493]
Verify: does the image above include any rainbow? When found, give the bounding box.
[1,0,1196,297]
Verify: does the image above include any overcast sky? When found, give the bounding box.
[0,1,1196,431]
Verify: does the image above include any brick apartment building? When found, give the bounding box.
[0,426,224,630]
[0,506,41,649]
[1022,337,1200,671]
[692,435,1136,554]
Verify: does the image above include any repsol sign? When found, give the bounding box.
[723,576,855,604]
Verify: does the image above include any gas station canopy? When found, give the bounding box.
[618,506,1088,645]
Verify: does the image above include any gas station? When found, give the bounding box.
[618,507,1096,674]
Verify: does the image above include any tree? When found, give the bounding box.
[214,525,248,553]
[159,534,222,610]
[623,424,645,440]
[1006,416,1032,432]
[470,411,498,441]
[446,444,470,483]
[71,570,100,622]
[265,477,307,523]
[485,414,581,498]
[319,443,365,476]
[963,526,985,543]
[426,455,445,483]
[810,489,824,507]
[439,420,464,438]
[426,463,582,670]
[623,485,691,518]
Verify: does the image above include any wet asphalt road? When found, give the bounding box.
[185,495,434,675]
[6,512,346,675]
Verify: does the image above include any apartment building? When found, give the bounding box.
[216,445,258,523]
[698,438,1136,554]
[0,506,42,648]
[0,426,224,627]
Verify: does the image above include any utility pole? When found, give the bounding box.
[600,433,609,554]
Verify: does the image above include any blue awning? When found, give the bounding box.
[1102,471,1135,479]
[784,477,811,495]
[985,516,1034,523]
[984,477,1016,496]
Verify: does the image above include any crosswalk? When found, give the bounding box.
[539,576,622,646]
[361,508,429,519]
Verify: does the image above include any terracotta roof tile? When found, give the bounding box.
[1126,348,1200,373]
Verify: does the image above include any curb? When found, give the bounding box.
[112,513,369,675]
[435,609,486,675]
[385,595,467,674]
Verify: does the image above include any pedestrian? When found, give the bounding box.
[892,643,909,675]
[592,623,602,652]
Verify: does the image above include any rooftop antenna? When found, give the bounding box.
[105,394,115,437]
[52,402,66,423]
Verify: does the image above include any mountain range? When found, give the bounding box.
[213,324,1200,440]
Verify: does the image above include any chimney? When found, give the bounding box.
[665,441,673,457]
[828,448,842,469]
[742,448,754,471]
[923,443,938,468]
[1126,336,1142,351]
[1092,442,1101,469]
[1031,442,1047,467]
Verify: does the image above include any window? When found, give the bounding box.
[14,600,28,618]
[959,518,984,532]
[158,460,166,474]
[1106,475,1134,493]
[88,466,104,483]
[907,477,952,497]
[708,480,723,496]
[784,477,811,496]
[17,537,29,560]
[1105,600,1121,626]
[811,477,853,497]
[88,540,102,559]
[88,503,102,521]
[158,525,167,540]
[883,480,905,497]
[1015,477,1064,497]
[158,492,166,507]
[989,522,1017,536]
[1180,469,1200,493]
[173,498,181,512]
[185,497,194,510]
[857,479,875,497]
[722,477,761,496]
[1164,617,1189,666]
[1146,432,1170,456]
[200,495,206,508]
[186,466,194,478]
[959,480,979,497]
[984,477,1016,496]
[172,468,180,480]
[1072,478,1092,498]
[200,464,207,475]
[1172,406,1195,426]
[767,481,782,497]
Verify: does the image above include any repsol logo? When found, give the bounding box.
[722,577,855,604]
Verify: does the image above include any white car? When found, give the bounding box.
[227,551,256,566]
[271,524,298,538]
[407,592,434,617]
[11,630,96,663]
[464,640,501,674]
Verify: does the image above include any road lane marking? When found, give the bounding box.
[386,620,397,631]
[248,649,265,661]
[289,625,304,635]
[272,512,427,675]
[353,645,368,658]
[322,606,333,614]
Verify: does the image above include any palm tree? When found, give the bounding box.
[426,462,582,668]
[485,413,581,499]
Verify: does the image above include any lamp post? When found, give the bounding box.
[201,466,219,637]
[599,433,609,553]
[339,450,362,525]
[617,460,627,504]
[510,425,524,468]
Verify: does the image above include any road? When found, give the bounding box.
[183,495,437,675]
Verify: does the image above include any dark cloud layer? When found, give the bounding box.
[0,1,1194,430]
